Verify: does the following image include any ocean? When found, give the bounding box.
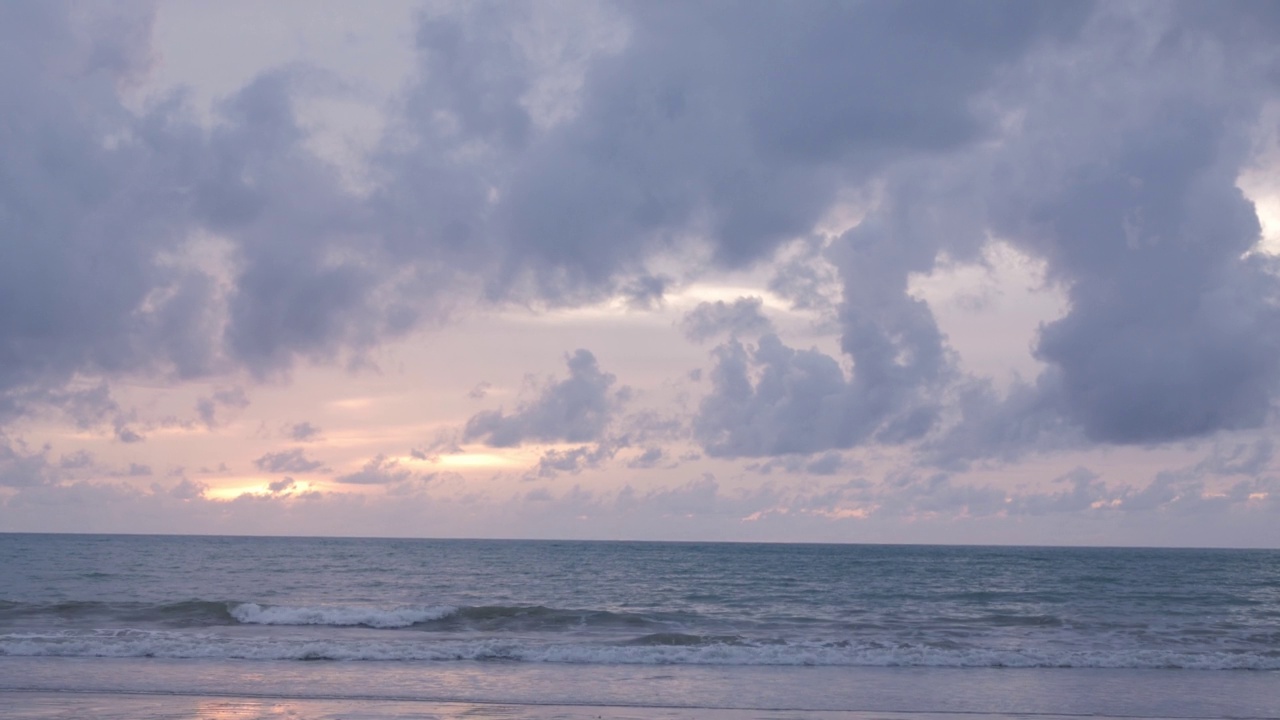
[1,534,1277,719]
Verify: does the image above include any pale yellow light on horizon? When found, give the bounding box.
[201,475,318,501]
[672,283,790,311]
[431,452,521,469]
[396,449,528,469]
[497,279,795,327]
[327,396,390,411]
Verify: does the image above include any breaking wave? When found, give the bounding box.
[229,603,456,629]
[0,600,693,632]
[2,629,1277,670]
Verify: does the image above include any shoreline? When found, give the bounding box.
[3,657,1279,719]
[0,689,1218,720]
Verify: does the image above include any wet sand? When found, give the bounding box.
[3,657,1278,720]
[0,691,1208,720]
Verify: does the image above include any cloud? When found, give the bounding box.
[688,1,1280,463]
[59,450,94,470]
[196,386,250,428]
[475,2,1090,300]
[680,297,774,343]
[0,3,225,419]
[746,451,855,477]
[621,274,671,310]
[943,3,1280,449]
[334,454,412,485]
[465,349,629,447]
[169,478,208,500]
[4,0,1280,494]
[253,448,327,474]
[617,474,721,518]
[626,447,666,469]
[286,421,321,442]
[533,442,620,478]
[268,476,296,493]
[1010,467,1111,516]
[768,236,842,316]
[0,3,421,416]
[919,376,1082,470]
[524,487,554,503]
[114,424,144,444]
[0,438,56,488]
[694,333,941,457]
[411,429,464,461]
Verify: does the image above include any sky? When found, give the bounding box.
[3,0,1280,546]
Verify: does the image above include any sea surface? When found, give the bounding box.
[1,534,1278,719]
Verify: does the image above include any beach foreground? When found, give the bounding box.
[0,690,1220,720]
[2,657,1278,720]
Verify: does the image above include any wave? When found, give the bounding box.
[1,630,1277,670]
[230,603,456,629]
[0,600,237,626]
[0,600,692,632]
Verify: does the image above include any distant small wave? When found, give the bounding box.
[445,605,684,631]
[0,600,236,626]
[624,632,748,647]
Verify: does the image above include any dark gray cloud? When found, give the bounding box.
[768,236,841,316]
[0,3,219,420]
[680,297,774,343]
[692,2,1280,461]
[253,448,327,474]
[919,376,1083,470]
[998,103,1280,444]
[803,452,848,476]
[621,275,672,311]
[479,1,1090,300]
[114,424,144,444]
[465,349,628,447]
[533,443,619,478]
[0,438,55,488]
[746,451,855,477]
[626,447,666,470]
[954,3,1280,452]
[1010,467,1110,516]
[694,332,942,457]
[0,2,432,420]
[197,387,250,429]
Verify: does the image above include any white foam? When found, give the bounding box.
[228,603,457,629]
[2,631,1278,670]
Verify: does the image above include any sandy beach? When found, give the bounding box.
[0,691,1220,720]
[3,657,1279,720]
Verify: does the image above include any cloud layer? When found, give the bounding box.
[3,1,1280,542]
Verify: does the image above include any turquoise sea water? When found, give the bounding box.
[1,534,1278,718]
